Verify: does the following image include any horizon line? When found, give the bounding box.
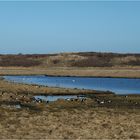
[1,51,140,55]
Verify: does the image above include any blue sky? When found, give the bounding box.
[0,1,140,54]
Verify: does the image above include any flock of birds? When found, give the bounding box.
[1,91,112,105]
[34,96,87,104]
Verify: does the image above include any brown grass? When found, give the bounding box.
[0,106,139,139]
[0,55,41,67]
[0,52,140,67]
[1,66,140,78]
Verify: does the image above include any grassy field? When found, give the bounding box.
[0,106,139,139]
[1,66,140,78]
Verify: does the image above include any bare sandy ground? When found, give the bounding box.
[1,66,140,78]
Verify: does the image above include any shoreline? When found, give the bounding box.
[2,76,140,95]
[0,78,114,96]
[2,73,140,79]
[45,74,140,79]
[1,74,140,79]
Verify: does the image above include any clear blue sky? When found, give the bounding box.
[0,1,140,54]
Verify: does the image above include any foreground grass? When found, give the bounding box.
[0,106,139,139]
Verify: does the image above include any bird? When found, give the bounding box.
[107,100,112,103]
[72,80,75,82]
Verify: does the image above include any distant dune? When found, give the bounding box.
[0,52,140,68]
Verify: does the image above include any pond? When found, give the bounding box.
[4,75,140,95]
[34,95,85,102]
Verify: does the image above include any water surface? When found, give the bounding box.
[34,95,84,102]
[4,75,140,95]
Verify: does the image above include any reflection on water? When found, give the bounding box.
[4,75,140,94]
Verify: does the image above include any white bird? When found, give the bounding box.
[100,101,105,104]
[72,80,75,82]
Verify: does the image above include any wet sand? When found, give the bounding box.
[0,78,140,139]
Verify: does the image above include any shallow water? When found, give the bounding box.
[4,75,140,94]
[34,95,84,102]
